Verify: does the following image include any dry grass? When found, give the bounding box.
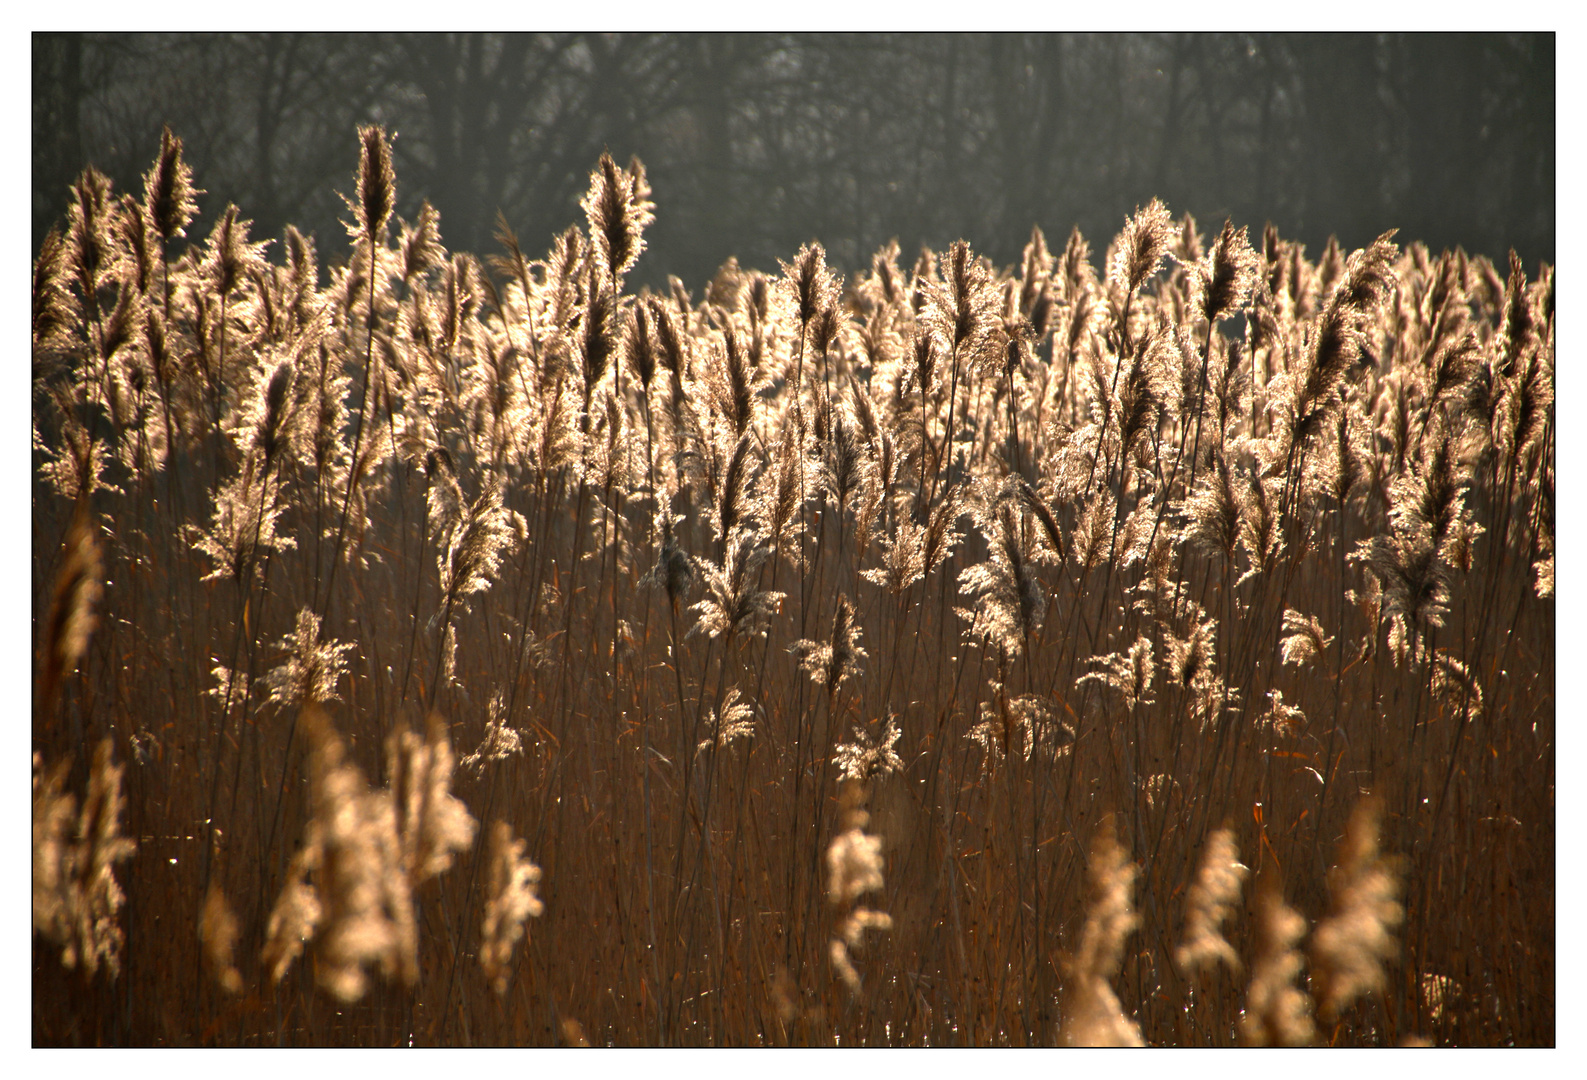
[31,126,1553,1046]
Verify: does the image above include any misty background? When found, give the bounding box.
[33,32,1554,286]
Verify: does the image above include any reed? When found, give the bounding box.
[31,126,1553,1046]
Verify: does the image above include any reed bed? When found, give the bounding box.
[32,127,1553,1046]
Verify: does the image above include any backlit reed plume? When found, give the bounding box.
[33,225,79,357]
[1240,877,1317,1046]
[1078,633,1156,712]
[200,883,244,994]
[143,124,200,245]
[833,715,904,783]
[709,431,754,544]
[37,508,102,716]
[1058,223,1097,302]
[262,607,356,709]
[66,166,118,304]
[861,513,927,595]
[1495,250,1536,379]
[791,592,867,697]
[642,506,696,608]
[582,151,655,285]
[1257,688,1306,740]
[204,204,270,302]
[826,783,892,994]
[817,409,871,523]
[1355,526,1447,666]
[923,239,1000,375]
[920,487,964,577]
[461,690,526,775]
[1191,220,1260,326]
[347,125,394,244]
[1019,224,1054,320]
[959,494,1044,656]
[1176,828,1247,976]
[1310,796,1403,1022]
[1288,231,1399,439]
[704,326,758,440]
[436,475,524,623]
[577,265,618,407]
[648,293,688,377]
[1108,198,1175,300]
[697,686,756,757]
[115,195,157,296]
[1534,551,1555,600]
[388,714,477,885]
[260,823,324,985]
[627,296,660,396]
[1164,615,1226,730]
[752,421,805,556]
[32,740,136,978]
[779,242,838,349]
[480,820,545,995]
[1236,468,1284,585]
[186,450,296,583]
[1280,609,1334,668]
[399,201,445,284]
[690,525,783,642]
[970,686,1075,767]
[265,708,418,1002]
[1060,815,1144,1046]
[1174,210,1203,264]
[1430,651,1484,722]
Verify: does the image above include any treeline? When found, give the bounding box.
[33,33,1554,287]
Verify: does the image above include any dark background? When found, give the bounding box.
[33,32,1555,284]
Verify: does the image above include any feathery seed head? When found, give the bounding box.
[1060,816,1144,1047]
[1311,797,1403,1022]
[200,884,244,995]
[1240,876,1317,1046]
[143,124,200,242]
[627,300,659,390]
[205,205,269,297]
[1195,220,1260,324]
[353,125,395,242]
[1109,198,1175,297]
[38,509,103,713]
[582,151,654,283]
[480,821,543,995]
[782,241,835,329]
[1177,828,1248,977]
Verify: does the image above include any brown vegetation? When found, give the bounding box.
[32,127,1553,1046]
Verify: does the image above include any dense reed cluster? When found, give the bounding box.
[32,126,1553,1046]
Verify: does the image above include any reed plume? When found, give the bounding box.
[1280,609,1334,668]
[826,783,893,994]
[29,127,1552,1047]
[37,507,103,717]
[1108,198,1175,300]
[1240,877,1317,1046]
[348,125,394,244]
[31,741,136,979]
[1176,828,1247,976]
[262,607,355,709]
[791,592,867,697]
[1191,219,1260,325]
[582,151,655,286]
[480,821,545,995]
[1310,797,1403,1022]
[1060,816,1144,1046]
[200,883,244,994]
[690,525,783,642]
